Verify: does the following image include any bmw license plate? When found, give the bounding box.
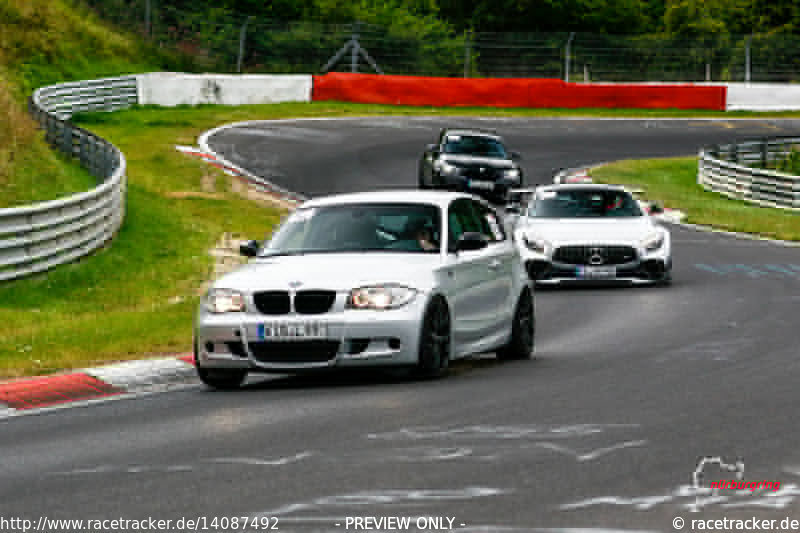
[468,179,494,190]
[577,266,617,280]
[258,322,328,340]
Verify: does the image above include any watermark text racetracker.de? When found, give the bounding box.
[673,516,800,531]
[0,516,280,532]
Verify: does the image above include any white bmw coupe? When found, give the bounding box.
[194,191,534,389]
[513,184,672,286]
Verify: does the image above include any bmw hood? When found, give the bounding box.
[212,254,441,292]
[442,154,515,169]
[520,217,660,245]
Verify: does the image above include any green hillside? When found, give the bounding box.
[0,0,167,208]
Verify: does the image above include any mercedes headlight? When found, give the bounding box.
[348,285,418,310]
[522,235,549,254]
[204,289,246,313]
[641,232,665,253]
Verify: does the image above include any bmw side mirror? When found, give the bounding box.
[455,232,489,252]
[239,239,260,257]
[511,151,522,161]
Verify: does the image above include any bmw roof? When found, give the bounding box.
[440,128,503,141]
[298,190,487,210]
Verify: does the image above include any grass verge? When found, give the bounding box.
[590,156,800,242]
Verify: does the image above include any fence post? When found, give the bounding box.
[237,16,253,73]
[564,32,576,82]
[464,31,471,78]
[61,123,73,155]
[145,0,151,37]
[745,34,752,82]
[351,23,360,73]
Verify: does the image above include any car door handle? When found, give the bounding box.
[488,259,501,270]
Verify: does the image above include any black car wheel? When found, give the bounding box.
[497,288,535,361]
[416,296,451,378]
[197,367,248,390]
[194,341,247,390]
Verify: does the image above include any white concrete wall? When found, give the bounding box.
[724,83,800,111]
[137,72,312,106]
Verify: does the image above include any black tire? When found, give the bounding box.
[656,259,672,286]
[197,366,248,390]
[416,297,451,378]
[194,341,247,390]
[497,288,535,361]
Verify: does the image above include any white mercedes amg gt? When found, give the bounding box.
[513,184,672,285]
[194,191,534,389]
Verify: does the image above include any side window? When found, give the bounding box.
[448,199,482,249]
[472,201,506,243]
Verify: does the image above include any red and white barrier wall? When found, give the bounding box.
[136,72,800,111]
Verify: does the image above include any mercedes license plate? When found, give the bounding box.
[258,321,328,340]
[577,266,617,280]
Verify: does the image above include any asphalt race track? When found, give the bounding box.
[3,118,800,532]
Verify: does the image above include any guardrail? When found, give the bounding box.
[0,76,136,281]
[699,138,800,211]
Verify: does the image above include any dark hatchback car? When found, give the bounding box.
[418,129,523,203]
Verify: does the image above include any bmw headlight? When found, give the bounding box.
[204,289,246,313]
[503,168,521,181]
[348,285,418,310]
[434,160,459,176]
[522,235,549,254]
[641,232,665,253]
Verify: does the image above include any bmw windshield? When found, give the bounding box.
[260,203,442,256]
[527,188,643,218]
[442,135,508,158]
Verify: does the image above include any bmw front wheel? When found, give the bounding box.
[497,288,535,361]
[195,341,247,390]
[416,296,451,378]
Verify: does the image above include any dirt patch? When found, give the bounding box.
[199,233,249,294]
[201,173,217,193]
[230,177,298,210]
[166,191,224,200]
